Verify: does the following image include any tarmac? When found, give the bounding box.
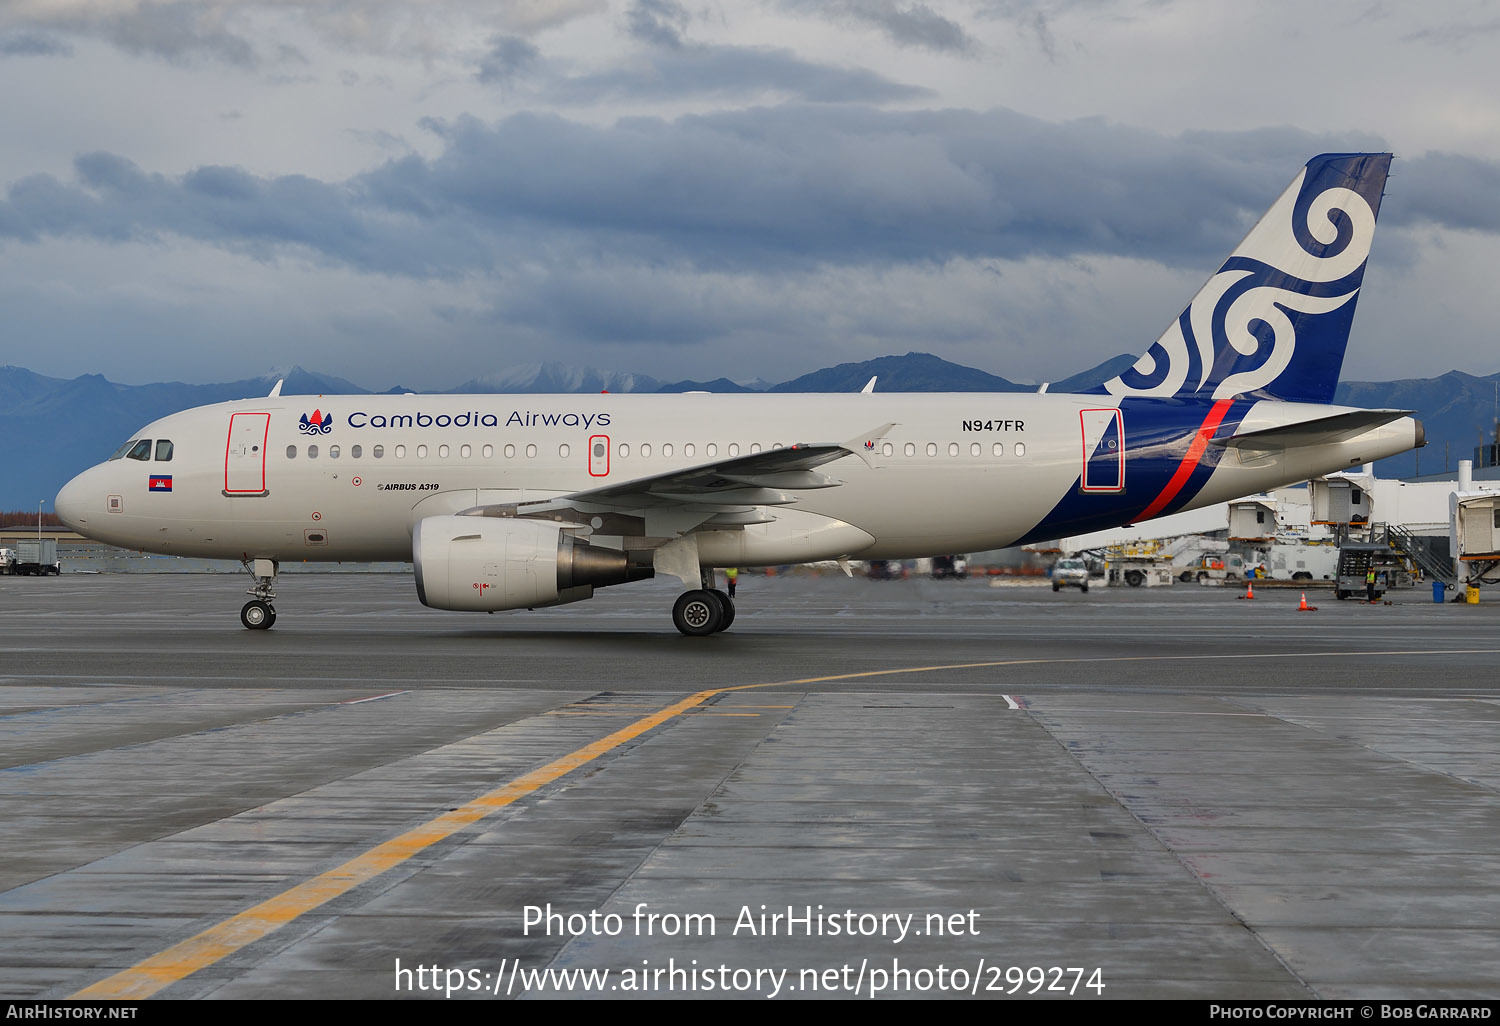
[2,570,1499,1000]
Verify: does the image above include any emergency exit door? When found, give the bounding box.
[589,434,610,477]
[225,412,270,494]
[1080,409,1124,492]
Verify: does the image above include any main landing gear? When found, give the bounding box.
[240,557,279,630]
[671,570,736,636]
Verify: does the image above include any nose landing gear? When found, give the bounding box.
[240,557,279,630]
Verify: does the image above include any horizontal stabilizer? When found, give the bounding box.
[1210,409,1414,451]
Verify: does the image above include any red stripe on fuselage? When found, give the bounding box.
[1134,399,1235,521]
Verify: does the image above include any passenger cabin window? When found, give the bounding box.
[286,445,297,459]
[155,440,174,462]
[373,445,384,458]
[504,444,515,459]
[351,445,362,459]
[559,444,570,458]
[329,445,340,458]
[1015,443,1026,457]
[417,444,428,459]
[706,443,717,457]
[308,444,319,458]
[126,439,153,461]
[395,444,406,458]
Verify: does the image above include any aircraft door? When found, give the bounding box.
[589,435,610,477]
[225,412,271,495]
[1080,409,1124,492]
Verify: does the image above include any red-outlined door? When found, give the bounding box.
[588,434,610,477]
[1080,409,1124,492]
[225,412,270,494]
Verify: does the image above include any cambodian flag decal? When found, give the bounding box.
[149,475,173,492]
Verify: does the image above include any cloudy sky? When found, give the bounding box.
[1,0,1498,390]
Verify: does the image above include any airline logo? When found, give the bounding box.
[148,475,173,492]
[300,410,335,435]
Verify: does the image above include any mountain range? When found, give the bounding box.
[4,354,1497,514]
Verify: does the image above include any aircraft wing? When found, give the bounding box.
[459,424,896,538]
[1210,410,1416,452]
[562,441,853,511]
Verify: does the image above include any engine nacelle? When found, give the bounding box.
[413,515,644,611]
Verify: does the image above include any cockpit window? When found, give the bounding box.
[108,439,138,461]
[126,439,153,461]
[154,440,173,462]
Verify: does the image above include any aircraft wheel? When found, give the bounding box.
[241,600,275,630]
[708,589,736,631]
[673,590,724,636]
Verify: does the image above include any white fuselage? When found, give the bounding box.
[55,392,1423,567]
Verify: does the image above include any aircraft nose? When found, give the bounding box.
[55,471,89,531]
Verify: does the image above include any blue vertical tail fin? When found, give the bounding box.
[1097,152,1392,404]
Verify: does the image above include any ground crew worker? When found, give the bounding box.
[726,567,738,598]
[1366,567,1377,602]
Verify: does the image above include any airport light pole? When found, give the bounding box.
[39,500,45,542]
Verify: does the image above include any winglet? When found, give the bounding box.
[861,376,878,394]
[841,422,897,468]
[268,378,284,398]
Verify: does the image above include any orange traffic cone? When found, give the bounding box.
[1296,592,1317,612]
[1238,580,1255,600]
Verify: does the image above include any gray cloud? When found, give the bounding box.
[0,1,607,70]
[545,43,929,104]
[783,0,979,54]
[2,107,1490,295]
[100,1,256,65]
[0,31,73,57]
[626,0,690,48]
[477,34,541,86]
[1390,151,1500,235]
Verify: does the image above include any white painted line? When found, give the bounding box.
[341,690,411,705]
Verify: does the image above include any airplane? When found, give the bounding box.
[54,152,1424,634]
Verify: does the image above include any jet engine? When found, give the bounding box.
[413,515,647,611]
